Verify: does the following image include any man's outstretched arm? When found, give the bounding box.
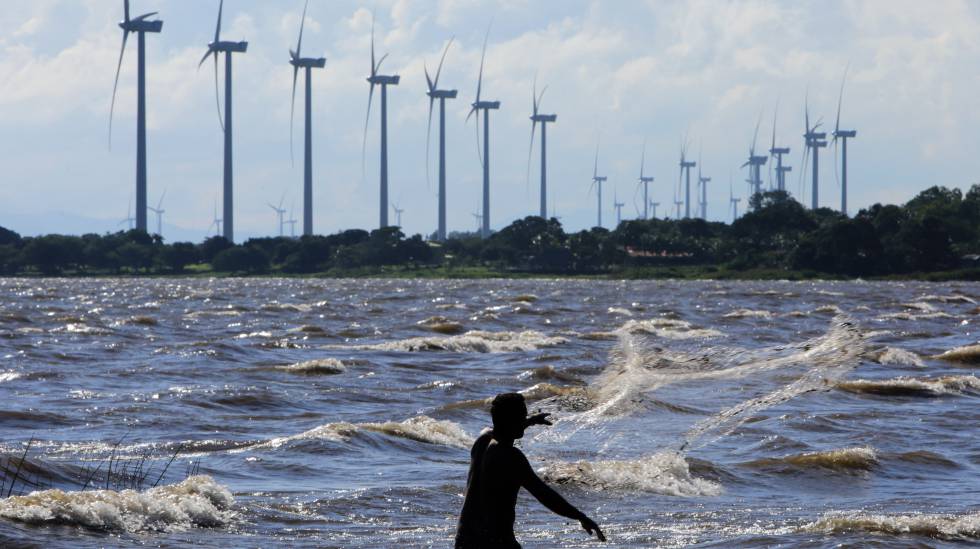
[517,452,606,541]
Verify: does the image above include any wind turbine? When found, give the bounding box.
[120,199,136,230]
[698,166,710,220]
[467,25,500,239]
[768,103,791,192]
[147,190,166,236]
[832,67,857,216]
[109,0,163,234]
[528,78,557,218]
[289,0,326,236]
[589,144,607,228]
[425,38,457,242]
[199,0,247,243]
[742,115,768,206]
[729,176,741,221]
[636,142,654,220]
[268,194,287,236]
[472,212,483,233]
[363,14,400,229]
[679,141,696,218]
[650,201,660,219]
[286,202,298,238]
[208,196,222,238]
[391,202,404,227]
[613,190,625,226]
[801,93,828,209]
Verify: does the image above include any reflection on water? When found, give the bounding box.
[1,278,979,547]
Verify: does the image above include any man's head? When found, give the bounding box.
[490,392,528,440]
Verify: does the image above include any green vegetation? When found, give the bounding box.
[2,186,980,279]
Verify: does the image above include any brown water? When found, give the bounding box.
[0,278,978,547]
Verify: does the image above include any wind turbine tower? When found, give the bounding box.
[286,203,298,238]
[729,178,741,221]
[391,202,404,227]
[268,195,287,236]
[425,39,457,242]
[699,172,711,220]
[742,117,768,205]
[802,96,828,209]
[679,143,696,218]
[637,144,654,220]
[589,145,607,228]
[147,191,166,236]
[467,26,500,239]
[529,80,557,218]
[613,191,625,227]
[109,0,163,234]
[768,105,791,192]
[120,199,136,231]
[209,197,222,238]
[832,68,857,216]
[289,0,326,236]
[200,0,247,243]
[650,201,660,219]
[363,15,400,229]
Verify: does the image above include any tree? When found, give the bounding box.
[212,246,270,274]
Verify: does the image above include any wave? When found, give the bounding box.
[519,365,583,384]
[933,344,980,364]
[416,316,466,335]
[275,358,346,375]
[0,475,234,533]
[919,294,977,304]
[742,447,878,472]
[254,415,471,451]
[538,452,722,496]
[328,330,567,353]
[805,510,980,540]
[0,372,21,383]
[439,383,589,412]
[837,375,980,397]
[618,318,724,340]
[723,309,773,319]
[876,347,925,367]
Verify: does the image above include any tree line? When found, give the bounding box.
[1,185,978,278]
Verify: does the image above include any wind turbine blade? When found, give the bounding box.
[751,113,762,155]
[475,24,490,104]
[214,0,223,43]
[526,120,537,194]
[157,190,166,210]
[296,0,308,59]
[213,54,224,132]
[433,37,454,90]
[290,64,299,166]
[593,143,599,179]
[473,107,483,168]
[835,63,848,135]
[425,93,435,189]
[531,72,539,115]
[362,83,375,179]
[640,139,646,179]
[124,0,130,22]
[108,31,129,149]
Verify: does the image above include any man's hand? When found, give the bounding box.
[525,412,552,428]
[580,516,606,542]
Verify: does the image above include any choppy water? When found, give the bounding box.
[1,278,979,547]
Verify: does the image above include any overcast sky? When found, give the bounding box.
[1,0,979,241]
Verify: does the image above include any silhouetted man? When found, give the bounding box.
[455,392,606,548]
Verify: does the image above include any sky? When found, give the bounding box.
[1,0,979,242]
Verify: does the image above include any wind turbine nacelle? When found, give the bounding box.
[593,176,607,183]
[680,161,696,168]
[473,100,501,110]
[122,19,163,33]
[750,155,768,165]
[531,114,557,123]
[640,177,654,183]
[700,177,712,183]
[770,147,791,155]
[370,74,400,85]
[428,89,458,99]
[292,57,327,69]
[834,130,857,138]
[212,40,248,53]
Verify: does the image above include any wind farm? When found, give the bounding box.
[4,7,980,548]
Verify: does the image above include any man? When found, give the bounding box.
[455,392,606,548]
